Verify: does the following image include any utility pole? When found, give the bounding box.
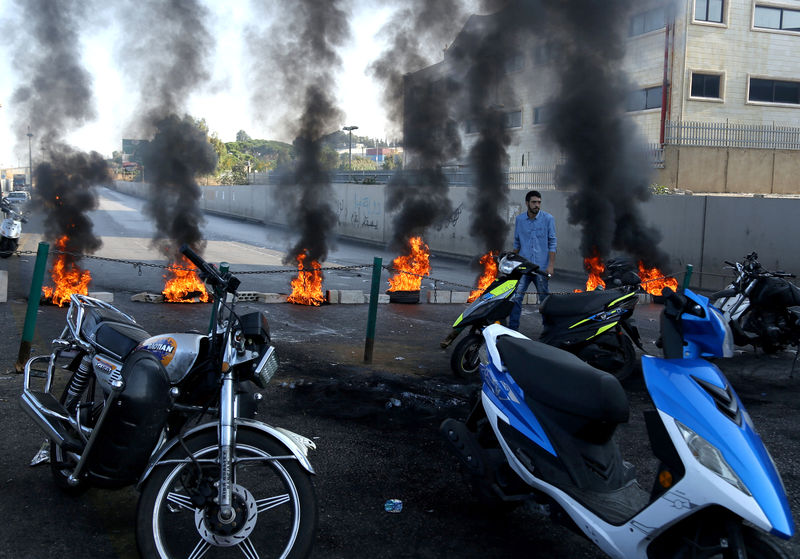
[343,125,358,171]
[26,126,33,188]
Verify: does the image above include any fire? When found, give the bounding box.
[388,236,430,292]
[583,254,606,291]
[163,256,210,303]
[637,262,678,296]
[287,252,325,306]
[467,252,497,302]
[41,236,92,307]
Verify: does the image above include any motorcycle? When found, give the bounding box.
[441,286,794,558]
[711,252,800,355]
[20,245,318,558]
[0,195,27,257]
[444,252,642,381]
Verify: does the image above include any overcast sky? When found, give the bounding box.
[0,0,478,168]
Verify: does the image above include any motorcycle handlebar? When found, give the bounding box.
[180,244,225,289]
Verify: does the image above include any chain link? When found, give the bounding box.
[11,248,680,296]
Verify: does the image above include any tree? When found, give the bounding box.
[236,130,251,142]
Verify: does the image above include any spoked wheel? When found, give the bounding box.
[450,332,484,380]
[137,430,317,559]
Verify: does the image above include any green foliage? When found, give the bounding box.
[236,130,251,142]
[338,154,379,171]
[650,184,673,195]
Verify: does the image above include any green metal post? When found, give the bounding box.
[681,264,693,292]
[208,262,229,334]
[364,257,383,363]
[15,242,50,372]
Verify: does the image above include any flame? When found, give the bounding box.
[287,252,325,306]
[41,236,92,307]
[388,236,430,292]
[637,262,678,296]
[163,256,210,303]
[467,252,497,302]
[583,254,606,291]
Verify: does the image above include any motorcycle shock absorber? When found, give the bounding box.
[63,354,93,413]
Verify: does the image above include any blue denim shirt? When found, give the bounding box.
[513,210,557,270]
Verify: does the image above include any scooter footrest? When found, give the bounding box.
[561,480,650,525]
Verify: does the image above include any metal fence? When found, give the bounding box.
[665,120,800,150]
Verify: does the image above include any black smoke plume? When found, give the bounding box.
[545,0,667,268]
[369,0,469,251]
[10,0,107,258]
[142,115,217,255]
[248,0,350,265]
[118,0,215,260]
[448,3,543,255]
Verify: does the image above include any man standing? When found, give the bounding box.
[508,190,556,330]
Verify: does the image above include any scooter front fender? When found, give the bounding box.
[137,418,316,488]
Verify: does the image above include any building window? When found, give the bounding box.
[533,105,552,124]
[505,110,522,128]
[695,0,724,23]
[754,5,800,32]
[691,73,722,99]
[749,78,800,104]
[504,54,524,74]
[629,6,666,36]
[533,43,554,65]
[627,86,662,111]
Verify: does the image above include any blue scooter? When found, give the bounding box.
[441,287,794,558]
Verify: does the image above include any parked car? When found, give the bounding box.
[4,191,30,205]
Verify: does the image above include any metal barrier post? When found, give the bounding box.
[15,242,50,372]
[681,264,693,292]
[208,262,229,334]
[363,257,382,363]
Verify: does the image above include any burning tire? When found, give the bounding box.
[451,333,484,380]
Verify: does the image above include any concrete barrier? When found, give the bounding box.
[113,180,800,292]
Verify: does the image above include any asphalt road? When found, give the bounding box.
[1,191,798,558]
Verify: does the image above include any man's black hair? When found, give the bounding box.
[526,190,542,202]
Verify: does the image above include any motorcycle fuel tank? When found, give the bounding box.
[137,333,207,384]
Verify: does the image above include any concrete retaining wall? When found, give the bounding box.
[654,145,800,195]
[112,180,800,290]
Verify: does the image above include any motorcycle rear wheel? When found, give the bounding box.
[136,430,317,559]
[450,333,484,380]
[587,333,637,382]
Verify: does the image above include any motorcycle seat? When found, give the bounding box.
[80,307,151,360]
[540,289,630,317]
[495,335,629,426]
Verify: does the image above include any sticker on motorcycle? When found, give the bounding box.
[142,337,178,367]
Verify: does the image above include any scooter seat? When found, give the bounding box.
[495,335,629,425]
[540,289,628,317]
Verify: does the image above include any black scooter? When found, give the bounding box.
[443,254,643,381]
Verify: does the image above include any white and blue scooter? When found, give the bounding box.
[442,287,794,558]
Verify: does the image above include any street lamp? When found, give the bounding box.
[26,126,33,188]
[343,125,358,171]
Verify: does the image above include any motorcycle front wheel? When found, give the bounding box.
[136,430,317,559]
[450,332,484,380]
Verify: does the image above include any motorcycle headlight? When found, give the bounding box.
[498,257,520,275]
[675,420,750,496]
[253,346,279,388]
